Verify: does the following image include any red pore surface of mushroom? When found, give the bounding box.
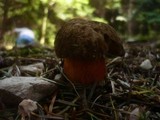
[54,18,124,84]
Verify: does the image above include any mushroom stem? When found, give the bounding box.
[63,58,106,84]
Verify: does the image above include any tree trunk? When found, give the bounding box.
[40,4,49,45]
[127,0,135,39]
[0,0,9,41]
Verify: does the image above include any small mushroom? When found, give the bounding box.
[54,18,124,84]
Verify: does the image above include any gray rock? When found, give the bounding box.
[0,77,57,106]
[140,59,153,70]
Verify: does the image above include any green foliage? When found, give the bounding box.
[124,0,160,41]
[136,0,160,25]
[1,0,108,47]
[54,0,94,20]
[106,0,121,9]
[1,0,160,45]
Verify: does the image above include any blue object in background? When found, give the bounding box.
[14,28,35,48]
[16,35,34,44]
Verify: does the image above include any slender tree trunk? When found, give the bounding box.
[127,0,135,39]
[40,4,49,45]
[0,0,9,41]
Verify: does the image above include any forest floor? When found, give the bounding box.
[0,41,160,120]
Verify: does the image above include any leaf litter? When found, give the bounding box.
[0,41,160,120]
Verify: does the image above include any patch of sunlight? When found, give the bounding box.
[76,0,89,4]
[57,13,73,20]
[66,0,73,4]
[92,18,108,23]
[5,43,14,50]
[116,16,127,22]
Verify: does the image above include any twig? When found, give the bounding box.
[57,96,79,115]
[110,95,118,120]
[56,64,80,97]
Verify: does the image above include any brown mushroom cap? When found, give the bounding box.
[54,18,124,59]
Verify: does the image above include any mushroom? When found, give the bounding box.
[54,18,124,84]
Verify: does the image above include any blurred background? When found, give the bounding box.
[0,0,160,49]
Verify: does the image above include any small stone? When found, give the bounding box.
[18,99,38,119]
[140,59,153,70]
[0,77,57,106]
[54,74,62,81]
